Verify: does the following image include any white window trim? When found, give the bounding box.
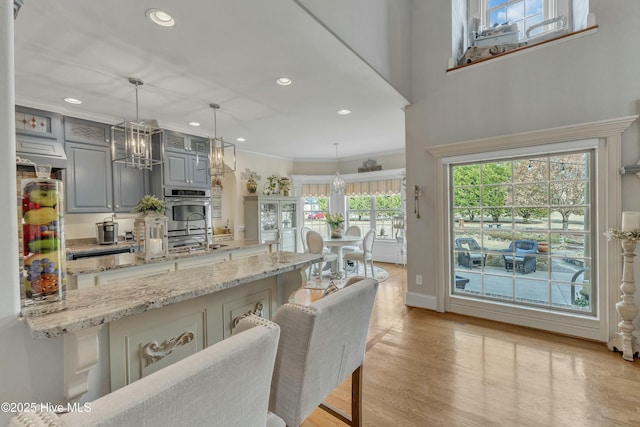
[424,116,637,342]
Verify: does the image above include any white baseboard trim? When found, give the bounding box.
[405,291,439,311]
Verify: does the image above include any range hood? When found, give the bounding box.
[16,135,67,169]
[15,106,67,169]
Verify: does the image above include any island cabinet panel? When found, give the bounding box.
[109,277,277,390]
[222,288,272,339]
[109,299,209,391]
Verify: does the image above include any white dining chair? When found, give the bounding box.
[343,229,376,278]
[300,226,311,253]
[306,230,338,279]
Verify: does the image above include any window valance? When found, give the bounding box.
[301,183,330,197]
[346,179,401,196]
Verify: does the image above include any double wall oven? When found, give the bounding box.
[164,188,212,248]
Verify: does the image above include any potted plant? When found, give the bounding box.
[132,195,165,216]
[267,175,278,194]
[246,176,258,194]
[325,212,345,238]
[278,176,291,196]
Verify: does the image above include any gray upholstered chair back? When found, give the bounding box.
[269,278,379,426]
[11,316,282,427]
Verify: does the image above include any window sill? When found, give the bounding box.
[447,25,599,74]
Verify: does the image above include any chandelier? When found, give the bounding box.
[330,143,345,194]
[111,78,163,170]
[207,103,236,176]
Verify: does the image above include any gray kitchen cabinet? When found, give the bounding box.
[163,150,210,189]
[65,142,113,213]
[63,116,110,146]
[113,155,149,212]
[16,105,62,140]
[244,196,298,252]
[164,130,209,155]
[64,116,149,213]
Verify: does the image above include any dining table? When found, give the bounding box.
[323,235,363,278]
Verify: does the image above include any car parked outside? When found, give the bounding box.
[307,212,325,220]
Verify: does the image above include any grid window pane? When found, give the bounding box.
[451,150,595,315]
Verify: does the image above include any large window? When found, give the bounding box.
[302,196,329,238]
[347,194,403,241]
[451,151,594,315]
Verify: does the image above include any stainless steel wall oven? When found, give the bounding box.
[164,188,211,248]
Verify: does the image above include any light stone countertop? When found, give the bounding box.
[23,252,320,339]
[66,240,272,276]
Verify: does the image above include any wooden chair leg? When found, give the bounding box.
[319,365,363,426]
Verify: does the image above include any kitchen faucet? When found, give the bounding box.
[186,212,210,250]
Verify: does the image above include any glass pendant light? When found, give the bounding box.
[111,77,163,170]
[330,143,345,194]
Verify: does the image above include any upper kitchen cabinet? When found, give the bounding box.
[163,151,210,188]
[16,105,62,140]
[151,131,210,193]
[164,130,208,155]
[65,141,113,213]
[64,116,148,213]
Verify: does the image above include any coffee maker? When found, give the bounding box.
[96,217,119,245]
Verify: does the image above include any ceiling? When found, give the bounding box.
[13,0,409,162]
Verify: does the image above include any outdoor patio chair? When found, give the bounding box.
[502,239,539,274]
[454,237,486,269]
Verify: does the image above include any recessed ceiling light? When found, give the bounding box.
[188,121,200,127]
[337,109,351,115]
[146,9,175,27]
[236,137,246,142]
[63,97,82,105]
[275,77,292,86]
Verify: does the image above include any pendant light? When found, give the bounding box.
[207,103,236,176]
[330,143,345,194]
[111,77,163,170]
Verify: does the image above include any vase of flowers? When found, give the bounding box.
[326,212,345,238]
[246,176,258,194]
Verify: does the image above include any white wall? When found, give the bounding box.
[405,0,640,331]
[292,150,405,175]
[296,0,412,100]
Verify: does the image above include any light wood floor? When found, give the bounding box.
[303,263,640,427]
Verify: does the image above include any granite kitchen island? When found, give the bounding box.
[21,251,320,402]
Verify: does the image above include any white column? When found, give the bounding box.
[0,0,20,316]
[607,240,640,361]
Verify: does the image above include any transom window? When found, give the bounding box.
[451,150,594,315]
[479,0,571,41]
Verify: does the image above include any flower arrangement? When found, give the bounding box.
[325,212,345,228]
[604,228,640,241]
[132,195,165,216]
